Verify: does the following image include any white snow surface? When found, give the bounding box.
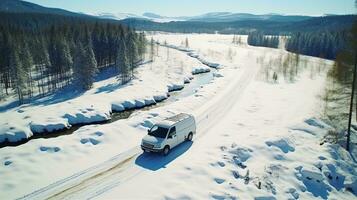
[0,43,202,142]
[1,34,356,200]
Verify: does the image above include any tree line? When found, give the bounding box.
[0,12,146,104]
[121,15,356,35]
[247,32,279,48]
[322,20,356,145]
[246,30,350,60]
[285,30,349,60]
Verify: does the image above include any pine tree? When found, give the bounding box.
[73,37,97,90]
[9,46,27,104]
[137,32,146,61]
[127,32,139,79]
[117,40,130,84]
[19,43,34,98]
[150,37,155,62]
[82,32,98,89]
[40,41,52,95]
[73,41,85,89]
[185,37,189,48]
[0,32,12,95]
[57,39,73,87]
[164,40,170,60]
[238,36,242,45]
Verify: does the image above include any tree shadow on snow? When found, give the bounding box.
[0,66,120,112]
[0,100,21,112]
[135,141,193,171]
[32,85,84,106]
[95,82,129,94]
[94,65,118,82]
[302,178,332,199]
[0,84,85,112]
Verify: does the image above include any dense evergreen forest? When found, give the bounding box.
[0,12,146,104]
[247,32,279,48]
[246,30,350,60]
[285,30,350,60]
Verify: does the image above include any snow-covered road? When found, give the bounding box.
[20,37,260,200]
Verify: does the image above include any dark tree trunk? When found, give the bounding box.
[347,52,357,152]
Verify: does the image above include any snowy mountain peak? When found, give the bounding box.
[94,12,142,20]
[90,11,314,23]
[143,12,165,19]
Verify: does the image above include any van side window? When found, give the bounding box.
[169,127,176,137]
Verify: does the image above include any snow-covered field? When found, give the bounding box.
[1,33,356,200]
[0,41,208,143]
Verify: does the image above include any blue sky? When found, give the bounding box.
[25,0,355,16]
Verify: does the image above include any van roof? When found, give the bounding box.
[157,113,192,128]
[166,113,191,122]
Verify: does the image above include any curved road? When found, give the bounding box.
[19,46,260,200]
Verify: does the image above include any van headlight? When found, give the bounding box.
[154,143,161,148]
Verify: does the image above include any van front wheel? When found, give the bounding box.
[187,133,193,141]
[163,146,170,156]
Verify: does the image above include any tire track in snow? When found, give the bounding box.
[194,61,259,135]
[19,44,260,200]
[46,155,136,200]
[17,147,141,200]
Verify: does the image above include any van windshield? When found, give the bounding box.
[148,126,168,139]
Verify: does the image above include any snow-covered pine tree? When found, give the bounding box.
[82,32,98,89]
[150,37,155,62]
[57,39,73,87]
[9,46,27,104]
[73,35,98,90]
[137,32,146,61]
[73,41,85,89]
[19,43,34,99]
[40,40,52,95]
[127,32,139,79]
[0,32,12,95]
[116,38,130,84]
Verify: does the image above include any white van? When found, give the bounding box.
[141,113,196,155]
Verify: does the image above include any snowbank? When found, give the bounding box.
[153,93,169,102]
[63,107,111,125]
[192,66,211,75]
[213,72,224,78]
[30,117,71,133]
[187,52,199,58]
[0,123,32,143]
[198,58,221,69]
[161,42,222,69]
[167,83,185,92]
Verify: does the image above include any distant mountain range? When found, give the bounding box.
[92,12,186,22]
[1,0,355,34]
[91,11,313,23]
[0,0,85,17]
[94,12,142,20]
[182,12,312,22]
[119,14,355,34]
